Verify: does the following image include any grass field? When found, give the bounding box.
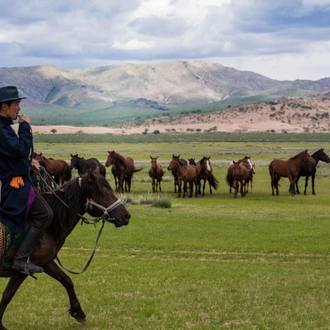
[1,142,330,329]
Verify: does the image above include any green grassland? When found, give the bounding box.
[1,141,330,329]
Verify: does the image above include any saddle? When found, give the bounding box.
[0,222,25,278]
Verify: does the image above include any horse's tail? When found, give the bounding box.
[226,173,234,188]
[208,174,219,190]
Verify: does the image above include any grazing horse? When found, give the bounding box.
[226,156,253,193]
[232,160,251,198]
[268,150,315,196]
[149,156,164,193]
[105,151,143,193]
[33,152,72,186]
[167,158,197,198]
[70,154,106,177]
[295,148,330,195]
[0,170,130,329]
[169,155,188,193]
[196,156,219,196]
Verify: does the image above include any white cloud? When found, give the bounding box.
[1,0,330,80]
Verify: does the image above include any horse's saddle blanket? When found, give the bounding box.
[0,222,24,277]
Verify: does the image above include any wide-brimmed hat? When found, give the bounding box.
[0,86,27,103]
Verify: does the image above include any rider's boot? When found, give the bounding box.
[11,226,44,275]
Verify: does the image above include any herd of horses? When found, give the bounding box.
[32,148,330,199]
[0,148,329,329]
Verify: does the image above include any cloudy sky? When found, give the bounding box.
[1,0,330,81]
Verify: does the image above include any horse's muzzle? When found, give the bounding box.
[110,212,130,227]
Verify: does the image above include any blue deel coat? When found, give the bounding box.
[0,115,36,233]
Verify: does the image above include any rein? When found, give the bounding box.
[52,177,123,275]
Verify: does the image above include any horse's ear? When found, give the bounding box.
[150,156,152,159]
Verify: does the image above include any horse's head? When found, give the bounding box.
[70,154,80,170]
[188,158,196,165]
[80,169,130,227]
[168,158,179,171]
[105,151,116,167]
[150,156,158,170]
[318,148,330,163]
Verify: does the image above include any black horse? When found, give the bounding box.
[70,154,106,176]
[0,170,130,329]
[295,148,330,195]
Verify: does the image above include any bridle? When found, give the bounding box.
[84,198,122,223]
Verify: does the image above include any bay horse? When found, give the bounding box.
[70,154,106,177]
[226,156,253,194]
[295,148,330,195]
[105,151,143,193]
[149,156,164,193]
[169,155,188,193]
[167,158,197,198]
[231,160,251,198]
[268,150,315,196]
[0,169,130,329]
[34,152,72,186]
[195,156,219,196]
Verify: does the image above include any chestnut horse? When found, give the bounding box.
[231,160,251,198]
[169,155,188,193]
[149,156,164,193]
[0,170,130,329]
[34,152,72,186]
[105,151,143,193]
[269,150,315,196]
[167,158,197,198]
[195,156,219,196]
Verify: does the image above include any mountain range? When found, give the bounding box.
[1,60,330,126]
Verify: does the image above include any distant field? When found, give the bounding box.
[1,141,330,329]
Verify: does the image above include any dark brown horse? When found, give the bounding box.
[70,154,106,177]
[226,156,253,194]
[195,156,219,196]
[295,148,330,195]
[167,158,197,198]
[105,151,143,193]
[269,150,315,196]
[0,170,130,329]
[149,156,164,193]
[34,152,72,186]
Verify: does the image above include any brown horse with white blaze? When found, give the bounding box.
[269,150,315,196]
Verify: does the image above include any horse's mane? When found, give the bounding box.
[290,150,306,160]
[42,178,84,239]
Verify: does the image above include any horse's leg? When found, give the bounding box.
[43,261,86,324]
[177,179,182,198]
[158,178,162,192]
[0,274,28,330]
[311,174,316,195]
[151,177,155,193]
[182,180,187,198]
[202,179,206,196]
[296,176,301,194]
[303,176,309,195]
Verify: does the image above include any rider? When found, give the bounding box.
[0,86,53,275]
